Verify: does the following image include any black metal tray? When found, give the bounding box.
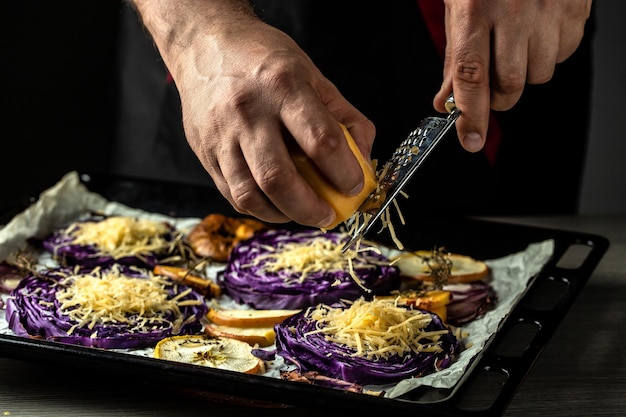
[0,173,610,416]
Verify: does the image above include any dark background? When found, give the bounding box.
[578,1,626,214]
[2,2,120,200]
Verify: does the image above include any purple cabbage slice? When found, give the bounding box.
[218,229,401,310]
[40,214,179,269]
[274,298,460,386]
[5,265,207,349]
[443,281,497,326]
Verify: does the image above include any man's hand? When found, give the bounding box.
[131,0,375,228]
[434,0,593,152]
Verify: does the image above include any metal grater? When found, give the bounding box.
[341,94,460,252]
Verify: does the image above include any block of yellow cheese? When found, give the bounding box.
[290,123,378,229]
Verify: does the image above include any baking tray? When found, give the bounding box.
[0,172,610,416]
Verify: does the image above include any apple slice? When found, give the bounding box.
[204,323,276,347]
[207,308,301,328]
[376,290,451,322]
[154,334,263,374]
[399,290,450,322]
[393,251,490,283]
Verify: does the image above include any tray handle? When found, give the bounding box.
[443,232,610,416]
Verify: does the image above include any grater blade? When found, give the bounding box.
[341,94,460,252]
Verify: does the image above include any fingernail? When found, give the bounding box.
[319,211,336,228]
[347,181,364,197]
[463,132,484,152]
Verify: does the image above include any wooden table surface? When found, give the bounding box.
[1,214,624,417]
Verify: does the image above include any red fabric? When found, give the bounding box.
[417,0,446,60]
[416,0,501,166]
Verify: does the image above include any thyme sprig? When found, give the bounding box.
[419,246,452,290]
[5,247,44,279]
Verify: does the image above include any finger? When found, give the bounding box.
[434,76,453,114]
[205,162,240,214]
[320,81,376,159]
[489,20,527,110]
[555,0,591,63]
[556,22,585,64]
[281,81,369,198]
[217,132,291,224]
[440,3,491,152]
[525,26,558,85]
[240,122,338,228]
[194,146,245,215]
[433,7,454,115]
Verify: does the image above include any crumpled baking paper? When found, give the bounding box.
[0,171,554,399]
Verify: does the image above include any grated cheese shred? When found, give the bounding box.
[54,266,200,336]
[247,236,383,292]
[69,216,170,258]
[305,298,449,360]
[342,160,408,251]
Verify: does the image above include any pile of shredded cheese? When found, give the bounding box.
[247,236,384,291]
[305,298,449,360]
[69,216,171,258]
[253,238,360,281]
[54,266,200,336]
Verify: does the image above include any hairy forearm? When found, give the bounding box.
[127,0,257,72]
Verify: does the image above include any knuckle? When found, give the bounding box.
[265,63,297,90]
[494,72,526,95]
[223,85,257,113]
[306,125,339,158]
[221,58,303,112]
[258,54,304,92]
[230,179,263,213]
[255,164,290,196]
[454,54,489,85]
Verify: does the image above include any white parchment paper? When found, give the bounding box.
[0,171,554,399]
